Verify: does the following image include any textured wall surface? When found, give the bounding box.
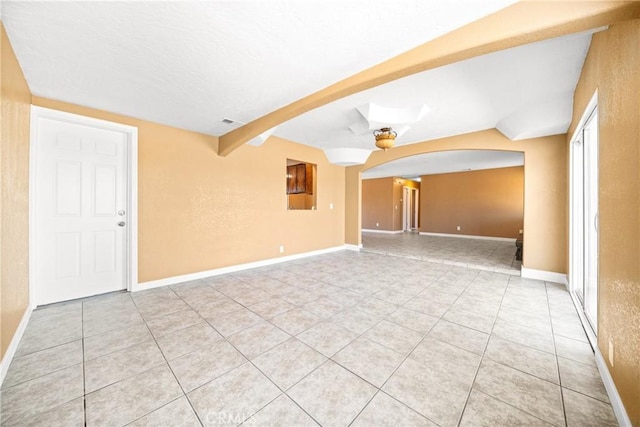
[1,24,31,358]
[421,166,524,238]
[347,129,566,274]
[32,97,346,283]
[570,20,640,425]
[362,178,394,231]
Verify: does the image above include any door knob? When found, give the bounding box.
[117,221,126,227]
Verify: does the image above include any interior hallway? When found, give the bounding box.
[0,251,613,426]
[362,232,522,275]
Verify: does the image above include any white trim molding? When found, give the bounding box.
[520,267,568,285]
[0,304,34,386]
[568,291,632,426]
[135,245,348,291]
[362,229,403,234]
[419,232,516,242]
[344,244,362,251]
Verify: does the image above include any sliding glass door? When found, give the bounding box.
[570,103,599,335]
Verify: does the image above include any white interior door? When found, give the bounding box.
[403,187,411,231]
[33,113,131,305]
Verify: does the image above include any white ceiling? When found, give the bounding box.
[362,150,524,179]
[1,0,516,136]
[276,31,593,150]
[2,1,596,175]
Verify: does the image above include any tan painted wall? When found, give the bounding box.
[421,166,524,238]
[570,20,640,425]
[31,97,345,284]
[346,130,566,273]
[362,178,394,231]
[1,24,31,359]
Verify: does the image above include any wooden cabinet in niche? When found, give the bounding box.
[286,159,316,210]
[287,163,313,195]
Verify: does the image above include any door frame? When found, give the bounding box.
[568,90,598,338]
[29,106,139,306]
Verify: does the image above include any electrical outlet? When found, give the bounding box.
[329,203,333,210]
[608,339,614,366]
[279,245,284,253]
[519,229,523,234]
[456,226,461,231]
[376,223,379,227]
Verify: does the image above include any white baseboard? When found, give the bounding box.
[1,304,34,386]
[419,232,516,242]
[594,346,632,427]
[344,244,362,251]
[135,245,348,291]
[520,267,568,285]
[362,229,403,234]
[567,291,631,426]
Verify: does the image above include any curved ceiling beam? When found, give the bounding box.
[218,1,640,156]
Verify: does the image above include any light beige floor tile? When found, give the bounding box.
[409,336,481,386]
[363,320,423,355]
[497,306,552,333]
[134,293,190,321]
[25,397,85,427]
[460,389,552,426]
[252,338,326,390]
[16,312,83,357]
[169,342,246,392]
[245,394,319,426]
[280,288,321,305]
[302,297,345,319]
[333,337,404,387]
[228,321,290,359]
[558,357,609,403]
[188,363,280,427]
[327,289,364,307]
[356,297,399,317]
[85,364,182,427]
[374,289,414,305]
[352,392,436,426]
[288,361,377,426]
[552,317,589,342]
[129,396,200,427]
[554,335,595,366]
[492,318,556,354]
[485,336,559,384]
[428,320,489,355]
[386,308,438,334]
[83,322,153,361]
[474,359,565,426]
[0,364,84,425]
[249,297,297,319]
[145,309,204,337]
[330,308,381,334]
[383,357,470,427]
[194,297,244,319]
[270,308,321,335]
[297,321,358,357]
[403,297,451,317]
[156,322,222,360]
[85,341,165,393]
[442,305,496,333]
[563,388,617,427]
[3,340,82,388]
[207,308,264,337]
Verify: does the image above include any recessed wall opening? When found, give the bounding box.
[361,150,524,274]
[286,159,317,210]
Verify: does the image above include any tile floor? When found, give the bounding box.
[362,232,522,274]
[1,251,617,426]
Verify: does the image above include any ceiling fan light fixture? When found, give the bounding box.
[373,127,397,151]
